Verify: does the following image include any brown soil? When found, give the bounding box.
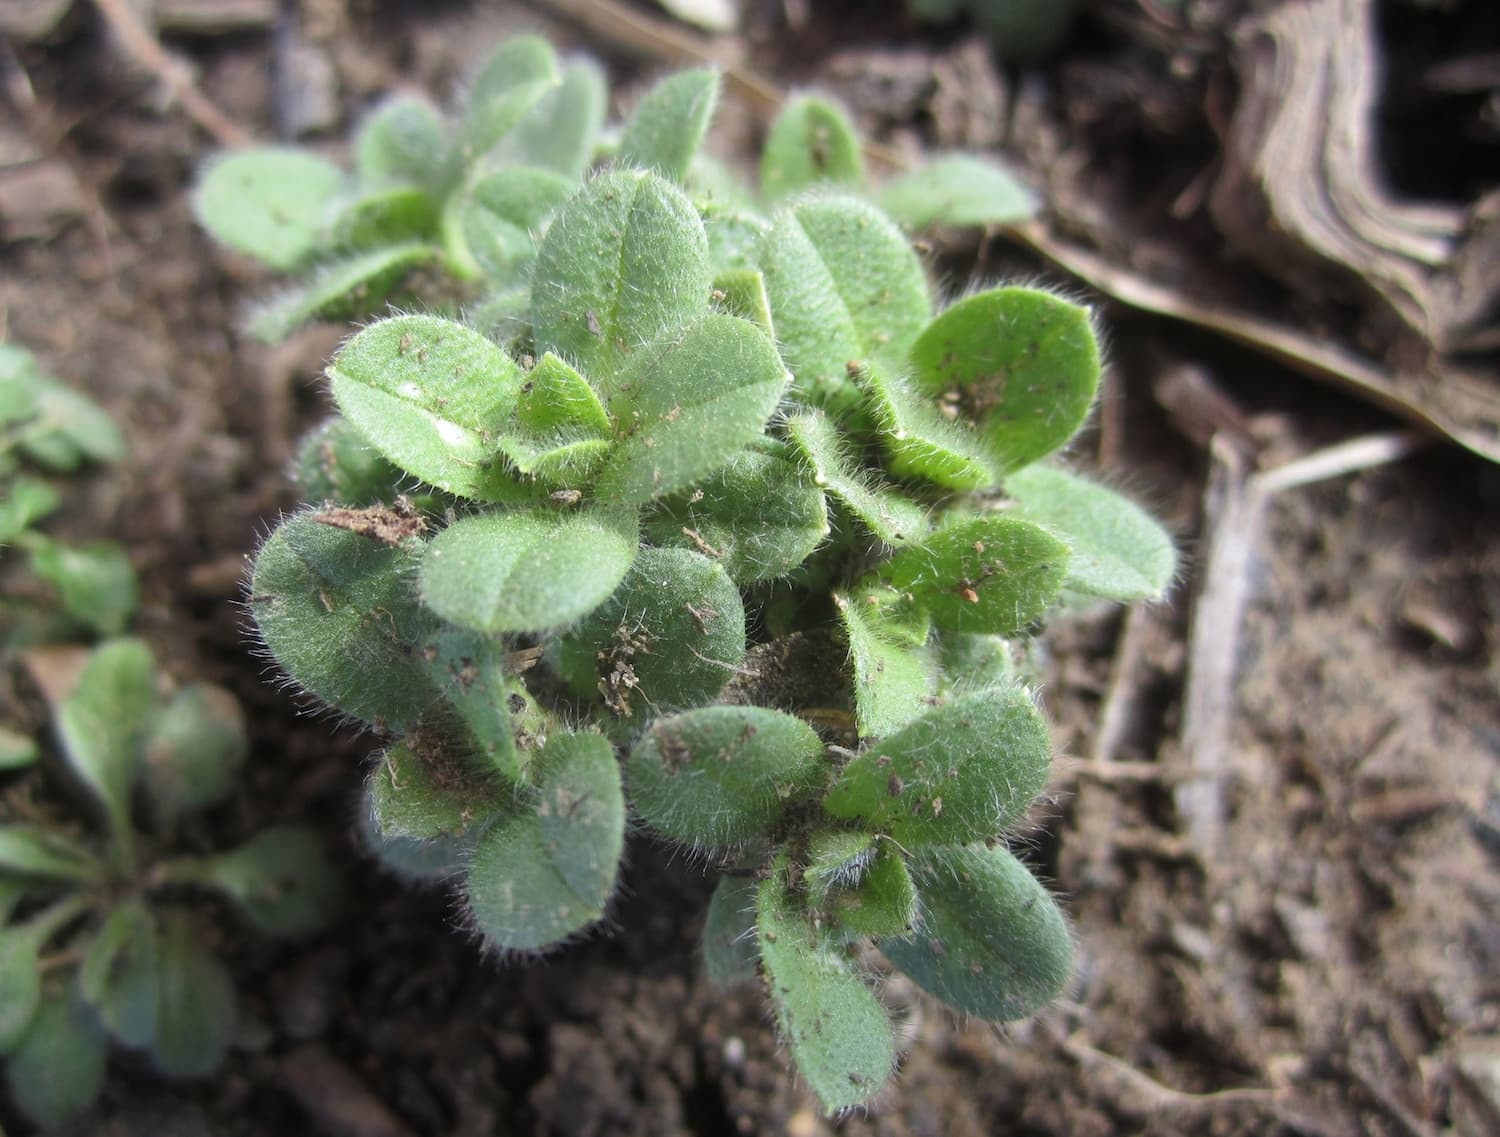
[1,2,1496,1136]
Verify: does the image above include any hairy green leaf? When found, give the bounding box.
[875,513,1070,636]
[823,687,1052,845]
[594,313,789,507]
[760,94,864,200]
[249,242,440,344]
[785,410,927,545]
[802,829,877,906]
[879,844,1072,1020]
[461,37,560,161]
[556,547,746,719]
[703,874,761,986]
[835,590,937,738]
[907,287,1100,475]
[710,268,775,338]
[628,705,825,850]
[249,513,435,730]
[757,865,894,1111]
[465,731,624,951]
[856,363,996,491]
[368,736,512,841]
[499,352,613,484]
[495,57,608,180]
[938,632,1016,694]
[875,153,1037,229]
[418,508,636,634]
[642,442,828,583]
[532,169,711,390]
[355,93,451,191]
[332,185,439,251]
[293,416,404,506]
[1004,465,1177,601]
[80,899,158,1049]
[150,908,236,1077]
[759,195,930,412]
[5,989,107,1128]
[194,147,344,270]
[827,844,916,937]
[453,166,574,281]
[618,68,721,181]
[328,314,530,500]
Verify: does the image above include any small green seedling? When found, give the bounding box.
[0,639,342,1128]
[0,344,137,644]
[227,48,1175,1112]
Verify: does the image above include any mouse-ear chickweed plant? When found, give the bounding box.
[204,41,1175,1112]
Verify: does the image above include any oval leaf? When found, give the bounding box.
[907,287,1100,475]
[249,513,436,730]
[760,94,864,200]
[531,169,711,390]
[355,94,451,190]
[879,844,1072,1020]
[556,547,746,720]
[618,67,721,181]
[142,683,249,826]
[418,508,637,634]
[628,706,826,851]
[1003,464,1177,601]
[464,731,624,952]
[54,638,156,851]
[368,737,513,841]
[79,899,158,1049]
[196,825,344,939]
[594,313,790,507]
[823,686,1052,845]
[642,442,829,584]
[757,865,894,1111]
[150,909,236,1078]
[875,153,1038,229]
[759,195,931,412]
[194,148,344,270]
[328,314,530,500]
[5,989,107,1128]
[875,513,1070,636]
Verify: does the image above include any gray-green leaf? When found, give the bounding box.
[760,94,864,201]
[556,547,746,719]
[879,843,1072,1020]
[642,442,829,583]
[150,908,236,1077]
[5,989,107,1127]
[464,731,624,952]
[193,825,343,939]
[1004,464,1177,601]
[141,683,249,826]
[907,287,1100,476]
[757,864,894,1111]
[618,68,721,181]
[702,874,760,986]
[875,153,1037,229]
[328,314,533,500]
[628,706,826,851]
[594,313,790,507]
[80,899,158,1049]
[194,147,345,270]
[417,508,637,634]
[531,169,711,391]
[873,513,1070,636]
[823,687,1052,845]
